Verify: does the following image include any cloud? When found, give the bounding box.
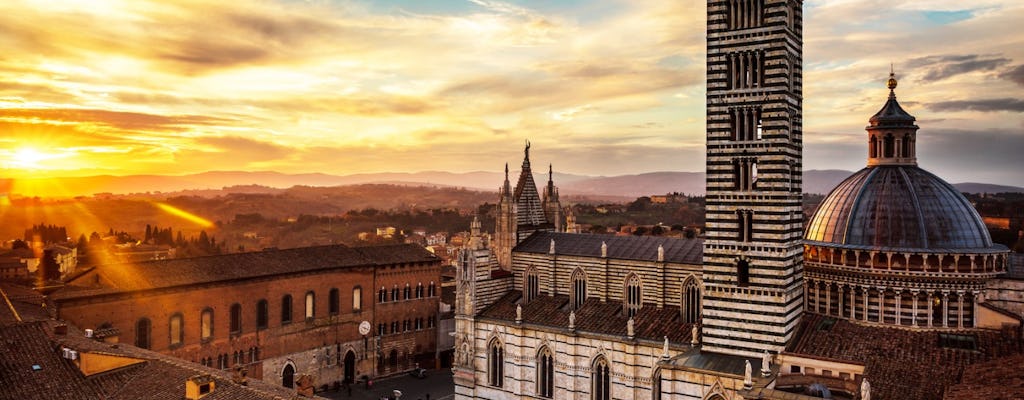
[0,108,231,132]
[926,98,1024,112]
[906,54,1011,81]
[1001,64,1024,86]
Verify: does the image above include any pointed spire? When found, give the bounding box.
[548,164,553,182]
[501,162,511,196]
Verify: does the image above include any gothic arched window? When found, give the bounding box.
[230,303,242,335]
[169,313,183,347]
[488,339,504,387]
[281,294,293,325]
[682,276,701,324]
[652,368,662,400]
[624,273,642,317]
[537,346,554,398]
[592,356,610,400]
[737,259,751,286]
[329,288,340,315]
[571,268,587,310]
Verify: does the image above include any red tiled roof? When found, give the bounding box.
[54,244,437,300]
[0,320,310,400]
[478,290,695,344]
[790,313,1024,400]
[944,353,1024,400]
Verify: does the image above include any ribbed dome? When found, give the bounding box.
[805,166,993,250]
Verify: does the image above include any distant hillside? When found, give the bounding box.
[2,169,1019,199]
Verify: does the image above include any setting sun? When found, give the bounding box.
[12,148,51,169]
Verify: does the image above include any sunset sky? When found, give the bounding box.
[0,0,1022,186]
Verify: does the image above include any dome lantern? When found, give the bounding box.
[867,68,919,167]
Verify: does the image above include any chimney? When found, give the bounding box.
[84,329,93,338]
[231,366,248,386]
[185,374,215,400]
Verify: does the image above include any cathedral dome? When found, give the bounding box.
[805,166,993,251]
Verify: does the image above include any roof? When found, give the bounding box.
[54,244,438,300]
[0,283,49,326]
[0,319,314,400]
[943,353,1024,400]
[514,231,703,264]
[804,166,1000,251]
[477,290,695,345]
[788,313,1024,400]
[868,90,918,130]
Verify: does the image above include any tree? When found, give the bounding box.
[11,239,28,249]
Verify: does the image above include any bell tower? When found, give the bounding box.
[701,0,805,358]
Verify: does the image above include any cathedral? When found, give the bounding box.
[453,1,1022,400]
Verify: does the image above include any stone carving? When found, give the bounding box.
[861,378,871,400]
[601,241,607,258]
[657,244,664,262]
[464,291,472,314]
[627,317,634,338]
[691,325,699,345]
[662,336,669,359]
[743,360,753,388]
[568,311,576,329]
[761,349,772,377]
[550,239,556,254]
[516,304,523,323]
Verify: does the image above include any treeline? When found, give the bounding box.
[24,224,69,244]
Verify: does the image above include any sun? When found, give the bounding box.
[10,147,54,169]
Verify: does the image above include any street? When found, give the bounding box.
[320,368,454,400]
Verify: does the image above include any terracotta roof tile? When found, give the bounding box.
[55,244,437,299]
[790,313,1024,400]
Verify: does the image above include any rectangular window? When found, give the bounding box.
[352,287,362,311]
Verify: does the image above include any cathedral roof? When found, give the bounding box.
[804,166,998,251]
[477,290,695,345]
[514,232,703,264]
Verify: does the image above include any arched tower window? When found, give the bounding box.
[869,135,878,158]
[902,133,913,157]
[592,356,611,400]
[682,276,701,324]
[525,267,540,303]
[571,268,587,310]
[624,273,642,317]
[488,338,504,387]
[884,134,895,158]
[537,346,554,398]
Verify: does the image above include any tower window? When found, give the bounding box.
[736,210,754,242]
[728,51,764,90]
[734,159,757,191]
[201,307,215,339]
[230,303,242,335]
[727,0,764,30]
[729,107,762,141]
[737,259,751,286]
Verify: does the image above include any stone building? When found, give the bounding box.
[452,1,1024,400]
[52,243,441,389]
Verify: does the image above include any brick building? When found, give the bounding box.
[51,243,441,389]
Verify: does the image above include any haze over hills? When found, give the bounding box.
[1,170,1021,199]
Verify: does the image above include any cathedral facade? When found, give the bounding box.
[453,1,1023,400]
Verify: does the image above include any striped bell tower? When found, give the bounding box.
[701,0,804,358]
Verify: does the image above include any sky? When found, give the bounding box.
[0,0,1022,186]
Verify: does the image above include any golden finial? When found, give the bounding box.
[887,63,898,90]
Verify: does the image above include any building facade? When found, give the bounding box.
[52,244,442,389]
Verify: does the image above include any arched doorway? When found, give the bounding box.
[282,364,295,388]
[344,350,356,384]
